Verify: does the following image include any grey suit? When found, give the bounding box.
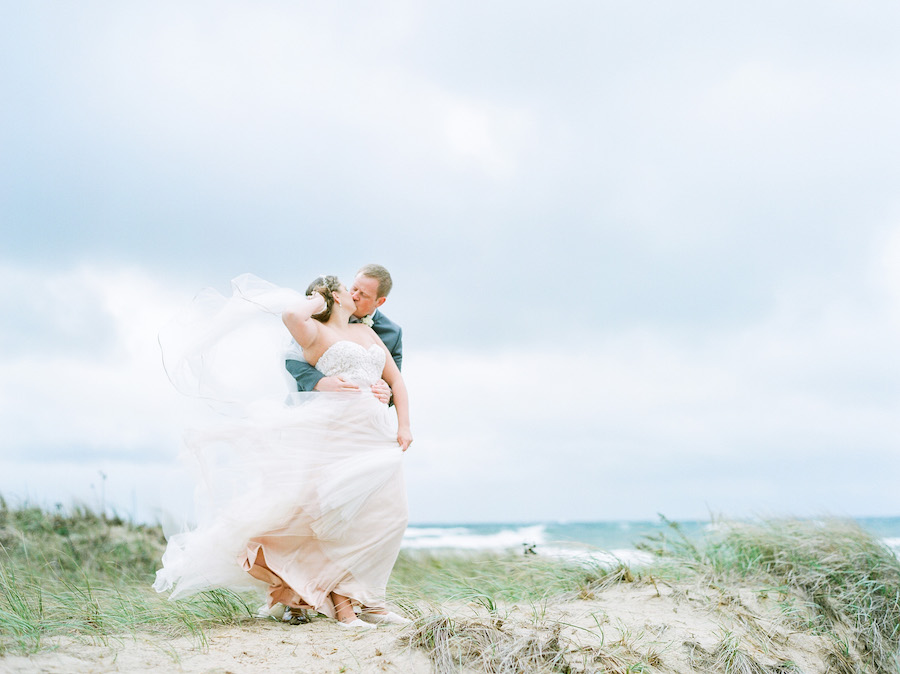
[285,311,403,392]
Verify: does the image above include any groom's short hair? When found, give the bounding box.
[358,264,393,298]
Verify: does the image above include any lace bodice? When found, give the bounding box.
[314,340,385,385]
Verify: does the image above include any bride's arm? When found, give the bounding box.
[381,350,412,451]
[282,294,327,349]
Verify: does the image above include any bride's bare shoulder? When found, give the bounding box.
[300,328,341,366]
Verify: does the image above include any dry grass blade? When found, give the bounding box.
[709,632,769,674]
[402,614,574,674]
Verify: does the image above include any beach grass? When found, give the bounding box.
[1,497,899,673]
[389,548,631,607]
[395,517,900,673]
[637,516,900,672]
[0,496,253,654]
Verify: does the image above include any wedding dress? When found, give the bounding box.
[152,275,407,618]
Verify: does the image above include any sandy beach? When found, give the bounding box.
[2,579,856,673]
[1,618,431,673]
[2,506,897,673]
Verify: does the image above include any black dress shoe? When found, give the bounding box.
[283,607,310,625]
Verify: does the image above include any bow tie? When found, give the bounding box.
[350,315,374,327]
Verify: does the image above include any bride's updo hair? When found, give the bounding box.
[305,274,341,322]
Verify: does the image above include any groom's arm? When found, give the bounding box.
[286,358,324,392]
[286,358,364,393]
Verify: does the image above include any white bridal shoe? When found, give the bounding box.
[255,603,286,620]
[338,618,376,629]
[359,611,411,625]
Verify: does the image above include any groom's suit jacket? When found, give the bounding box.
[285,310,403,392]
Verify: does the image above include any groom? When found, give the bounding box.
[285,263,403,398]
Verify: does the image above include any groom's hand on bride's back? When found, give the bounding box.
[370,380,391,405]
[314,376,360,393]
[314,376,392,404]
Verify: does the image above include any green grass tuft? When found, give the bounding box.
[0,500,253,654]
[641,516,900,673]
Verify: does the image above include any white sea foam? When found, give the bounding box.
[403,524,900,567]
[402,524,546,550]
[401,524,655,567]
[404,526,471,538]
[538,545,654,567]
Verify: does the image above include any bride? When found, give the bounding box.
[153,274,412,628]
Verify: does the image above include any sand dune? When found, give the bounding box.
[3,580,847,673]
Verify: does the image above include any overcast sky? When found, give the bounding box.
[2,1,899,526]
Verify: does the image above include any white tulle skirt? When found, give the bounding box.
[153,275,408,617]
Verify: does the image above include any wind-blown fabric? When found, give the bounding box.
[153,275,407,617]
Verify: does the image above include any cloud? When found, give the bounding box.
[0,263,185,458]
[878,222,900,314]
[2,1,900,523]
[401,246,900,520]
[1,250,898,524]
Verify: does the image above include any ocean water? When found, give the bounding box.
[402,517,900,565]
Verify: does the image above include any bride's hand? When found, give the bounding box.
[397,427,413,452]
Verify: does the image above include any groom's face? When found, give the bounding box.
[350,274,383,318]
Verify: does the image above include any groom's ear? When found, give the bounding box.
[375,296,387,309]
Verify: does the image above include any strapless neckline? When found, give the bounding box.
[313,340,385,385]
[316,340,381,363]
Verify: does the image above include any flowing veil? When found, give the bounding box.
[158,273,304,412]
[154,274,310,597]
